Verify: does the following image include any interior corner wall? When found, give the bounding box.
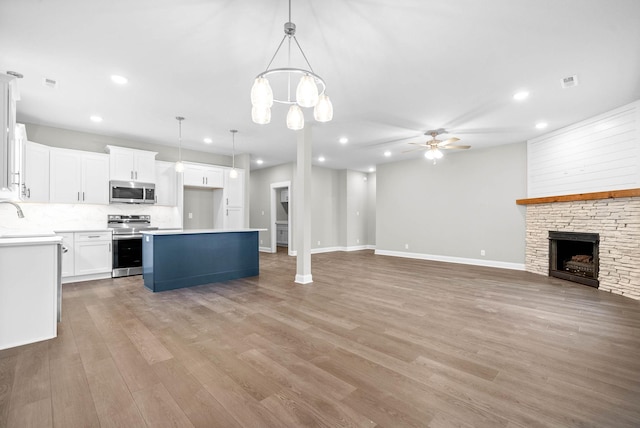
[376,142,527,265]
[345,170,368,247]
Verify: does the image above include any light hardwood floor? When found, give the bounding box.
[2,250,640,427]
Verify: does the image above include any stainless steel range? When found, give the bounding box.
[108,215,158,278]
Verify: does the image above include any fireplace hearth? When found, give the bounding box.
[548,231,599,288]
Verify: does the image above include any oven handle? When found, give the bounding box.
[112,235,143,240]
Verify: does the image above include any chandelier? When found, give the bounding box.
[250,0,333,130]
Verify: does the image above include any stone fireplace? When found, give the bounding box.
[518,190,640,300]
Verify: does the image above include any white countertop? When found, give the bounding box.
[0,235,62,247]
[142,228,266,235]
[54,229,112,233]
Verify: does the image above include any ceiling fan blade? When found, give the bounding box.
[408,142,425,145]
[438,137,460,147]
[441,145,471,150]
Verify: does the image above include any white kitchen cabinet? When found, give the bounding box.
[280,188,289,203]
[224,168,245,207]
[0,237,60,350]
[21,141,50,202]
[106,145,157,183]
[155,160,177,206]
[74,232,112,276]
[183,163,223,188]
[224,206,244,229]
[50,148,109,204]
[58,232,75,277]
[0,74,18,194]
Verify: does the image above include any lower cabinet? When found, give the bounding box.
[276,223,288,246]
[58,231,112,283]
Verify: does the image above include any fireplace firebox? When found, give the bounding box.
[548,231,599,288]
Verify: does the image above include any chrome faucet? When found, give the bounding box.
[0,201,24,218]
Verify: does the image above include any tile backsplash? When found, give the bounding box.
[0,202,181,232]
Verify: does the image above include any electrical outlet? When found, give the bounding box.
[317,241,321,246]
[260,240,263,245]
[405,244,409,250]
[481,249,486,256]
[356,211,360,216]
[356,239,360,244]
[188,212,193,219]
[261,210,264,215]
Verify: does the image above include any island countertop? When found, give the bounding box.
[142,228,266,235]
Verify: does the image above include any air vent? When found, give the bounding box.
[42,77,58,89]
[561,75,579,88]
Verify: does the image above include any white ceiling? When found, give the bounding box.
[2,0,639,172]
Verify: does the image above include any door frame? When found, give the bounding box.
[270,181,292,255]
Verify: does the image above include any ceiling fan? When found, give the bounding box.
[404,128,470,163]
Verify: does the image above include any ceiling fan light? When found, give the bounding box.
[287,104,305,130]
[424,150,435,160]
[434,149,443,159]
[296,74,318,108]
[252,105,271,124]
[314,94,333,122]
[251,77,273,108]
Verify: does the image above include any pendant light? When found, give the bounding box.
[251,0,333,129]
[175,116,185,172]
[229,129,238,179]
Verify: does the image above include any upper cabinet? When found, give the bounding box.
[155,160,177,206]
[50,148,109,204]
[224,169,245,207]
[183,162,223,188]
[22,141,50,202]
[106,146,157,183]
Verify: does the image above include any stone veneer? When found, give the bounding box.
[525,197,640,300]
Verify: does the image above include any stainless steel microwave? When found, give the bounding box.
[109,180,155,204]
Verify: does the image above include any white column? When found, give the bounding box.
[295,126,313,284]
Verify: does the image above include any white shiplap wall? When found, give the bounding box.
[527,100,640,198]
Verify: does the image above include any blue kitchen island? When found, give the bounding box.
[141,229,262,292]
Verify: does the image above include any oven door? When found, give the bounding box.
[112,235,143,277]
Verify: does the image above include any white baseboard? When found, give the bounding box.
[374,249,525,271]
[295,274,313,284]
[62,272,112,284]
[259,246,273,253]
[286,246,375,256]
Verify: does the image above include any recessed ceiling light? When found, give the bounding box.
[256,159,264,165]
[535,122,548,130]
[203,137,213,144]
[513,90,530,101]
[90,115,103,123]
[384,150,391,157]
[318,156,325,162]
[111,75,128,85]
[368,167,375,172]
[339,137,348,144]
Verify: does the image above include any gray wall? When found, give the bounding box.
[376,142,527,264]
[366,172,376,246]
[25,123,232,166]
[250,163,373,251]
[183,187,214,229]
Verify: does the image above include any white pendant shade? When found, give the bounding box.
[252,105,271,124]
[314,94,333,122]
[229,168,238,179]
[424,151,435,160]
[251,77,273,108]
[175,160,184,172]
[286,105,304,130]
[296,74,318,108]
[434,149,443,159]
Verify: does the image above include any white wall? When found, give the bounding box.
[527,100,640,197]
[376,142,527,268]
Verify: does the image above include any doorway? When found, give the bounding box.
[270,181,292,255]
